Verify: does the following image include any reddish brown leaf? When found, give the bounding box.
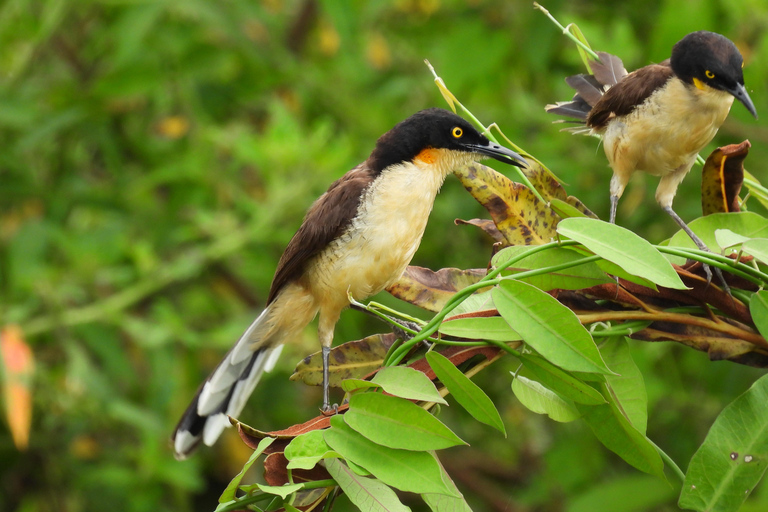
[455,218,505,242]
[263,451,332,486]
[701,141,750,215]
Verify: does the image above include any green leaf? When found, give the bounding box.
[323,415,459,497]
[714,229,750,250]
[371,366,447,405]
[750,291,768,339]
[679,374,768,511]
[439,316,522,342]
[449,289,495,316]
[345,393,466,451]
[256,483,304,499]
[549,197,590,219]
[519,354,606,405]
[492,279,613,374]
[512,375,580,423]
[667,212,768,251]
[566,474,677,512]
[341,379,382,393]
[325,459,412,512]
[602,338,648,434]
[578,389,665,478]
[284,430,339,470]
[492,245,611,291]
[218,436,275,503]
[421,459,472,512]
[558,217,687,290]
[426,351,506,435]
[742,238,768,266]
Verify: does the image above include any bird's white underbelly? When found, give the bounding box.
[308,161,447,306]
[602,79,734,177]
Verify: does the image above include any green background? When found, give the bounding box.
[1,0,767,510]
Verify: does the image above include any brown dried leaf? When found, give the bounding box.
[290,333,397,387]
[455,218,505,242]
[701,141,750,215]
[264,451,332,486]
[386,266,487,312]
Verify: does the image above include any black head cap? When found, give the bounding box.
[671,31,757,118]
[368,108,526,173]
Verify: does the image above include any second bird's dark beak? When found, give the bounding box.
[726,82,758,119]
[463,142,528,168]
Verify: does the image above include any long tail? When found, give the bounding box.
[172,308,284,459]
[545,51,627,130]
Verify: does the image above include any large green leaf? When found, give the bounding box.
[558,217,686,289]
[493,279,613,374]
[325,458,412,512]
[602,338,648,434]
[578,389,665,478]
[679,374,768,512]
[439,315,522,342]
[492,245,611,291]
[426,351,506,435]
[323,415,458,497]
[667,212,768,251]
[421,459,472,512]
[344,393,466,451]
[519,354,606,405]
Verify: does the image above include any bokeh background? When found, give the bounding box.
[2,0,768,511]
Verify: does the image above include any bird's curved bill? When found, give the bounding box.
[727,82,758,119]
[464,142,527,168]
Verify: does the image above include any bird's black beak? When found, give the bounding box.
[726,82,758,119]
[463,142,528,168]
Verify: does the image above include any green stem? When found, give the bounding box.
[533,3,600,60]
[216,481,338,512]
[648,438,686,484]
[656,246,768,285]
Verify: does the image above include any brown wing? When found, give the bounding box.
[587,63,674,130]
[266,164,376,304]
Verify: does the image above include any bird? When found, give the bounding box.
[172,107,527,458]
[546,31,757,283]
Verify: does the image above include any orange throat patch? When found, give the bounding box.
[415,147,438,165]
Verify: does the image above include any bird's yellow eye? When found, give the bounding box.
[452,127,463,138]
[705,70,715,79]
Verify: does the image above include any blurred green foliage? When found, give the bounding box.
[1,0,767,511]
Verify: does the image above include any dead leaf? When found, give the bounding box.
[701,141,750,215]
[1,325,34,450]
[290,333,397,387]
[455,218,505,243]
[386,266,487,312]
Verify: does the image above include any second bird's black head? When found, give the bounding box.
[368,108,527,174]
[671,31,758,118]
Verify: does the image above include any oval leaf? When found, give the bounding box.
[323,415,458,497]
[426,351,506,435]
[492,279,612,374]
[519,354,606,405]
[284,430,338,470]
[371,366,447,405]
[558,217,686,289]
[511,375,580,422]
[439,316,522,342]
[750,291,768,340]
[345,393,465,451]
[325,459,412,512]
[680,374,768,511]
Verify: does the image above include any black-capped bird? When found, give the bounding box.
[172,108,526,458]
[546,31,757,283]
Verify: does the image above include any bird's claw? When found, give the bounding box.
[321,403,339,416]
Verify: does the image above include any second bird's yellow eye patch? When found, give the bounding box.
[452,127,463,138]
[705,70,715,79]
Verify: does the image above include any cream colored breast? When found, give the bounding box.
[603,78,734,176]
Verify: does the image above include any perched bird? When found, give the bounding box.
[172,108,526,458]
[546,31,757,281]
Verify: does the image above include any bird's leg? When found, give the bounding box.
[321,346,333,413]
[662,206,730,294]
[609,194,619,224]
